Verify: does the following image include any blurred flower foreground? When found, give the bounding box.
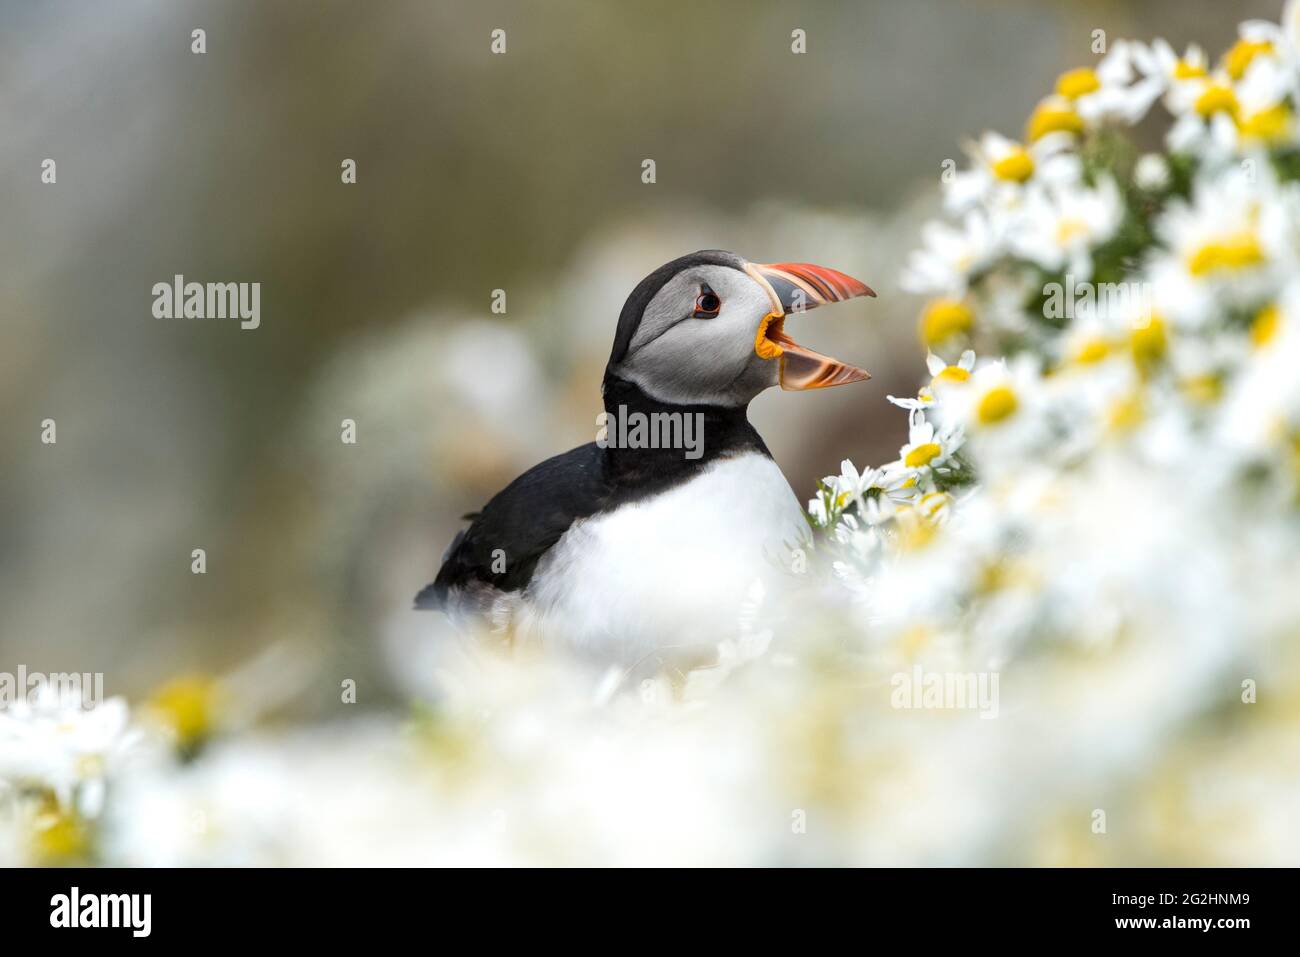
[7,7,1300,867]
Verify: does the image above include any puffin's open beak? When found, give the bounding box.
[745,262,875,390]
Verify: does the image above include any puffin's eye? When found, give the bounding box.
[693,285,722,319]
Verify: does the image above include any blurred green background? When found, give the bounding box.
[0,0,1276,707]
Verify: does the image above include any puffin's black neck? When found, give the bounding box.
[599,373,771,490]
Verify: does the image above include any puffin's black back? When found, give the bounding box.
[415,380,771,611]
[415,442,610,609]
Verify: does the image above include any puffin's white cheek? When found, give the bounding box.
[697,320,753,373]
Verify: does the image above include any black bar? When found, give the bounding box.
[0,867,1278,942]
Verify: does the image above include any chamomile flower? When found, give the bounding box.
[1166,333,1240,407]
[886,390,932,413]
[1164,67,1250,158]
[926,349,977,387]
[820,458,922,525]
[916,297,977,350]
[1007,177,1124,279]
[1148,164,1297,327]
[1025,95,1085,144]
[1132,38,1211,105]
[867,465,924,521]
[1133,153,1171,191]
[1221,20,1284,82]
[901,210,1001,297]
[939,357,1051,470]
[1219,285,1300,459]
[1063,41,1164,127]
[897,408,963,477]
[1054,351,1144,447]
[906,350,979,417]
[945,131,1081,214]
[824,459,879,515]
[1058,316,1122,370]
[1231,57,1296,149]
[0,689,141,819]
[945,360,1024,430]
[1249,299,1289,351]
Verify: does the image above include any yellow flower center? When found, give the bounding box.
[976,559,1023,594]
[896,509,937,550]
[1251,303,1281,347]
[1195,84,1239,118]
[1055,217,1089,246]
[991,146,1035,183]
[898,625,932,658]
[917,491,952,521]
[904,442,942,468]
[1173,59,1207,80]
[977,385,1018,424]
[151,674,218,748]
[75,753,106,780]
[1130,317,1168,369]
[1056,67,1101,99]
[1188,233,1264,276]
[33,808,90,864]
[919,299,974,346]
[1107,395,1144,433]
[1073,338,1111,364]
[1237,103,1292,142]
[1027,101,1084,142]
[1223,38,1273,80]
[932,365,971,384]
[1181,373,1223,404]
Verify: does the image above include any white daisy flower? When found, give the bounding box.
[901,210,1001,297]
[1132,38,1211,105]
[0,689,142,819]
[1007,177,1124,279]
[822,459,920,522]
[927,347,976,380]
[1061,41,1164,127]
[1222,20,1285,81]
[945,131,1081,215]
[1133,153,1171,191]
[897,408,964,475]
[938,358,1051,469]
[1147,164,1298,328]
[1057,315,1123,369]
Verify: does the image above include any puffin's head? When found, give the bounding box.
[605,249,875,406]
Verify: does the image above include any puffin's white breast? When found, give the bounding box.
[517,452,807,664]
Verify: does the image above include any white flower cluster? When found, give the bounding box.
[819,3,1300,640]
[800,7,1300,859]
[0,689,142,863]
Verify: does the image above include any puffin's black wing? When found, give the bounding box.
[415,442,609,612]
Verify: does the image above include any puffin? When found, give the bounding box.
[416,250,874,668]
